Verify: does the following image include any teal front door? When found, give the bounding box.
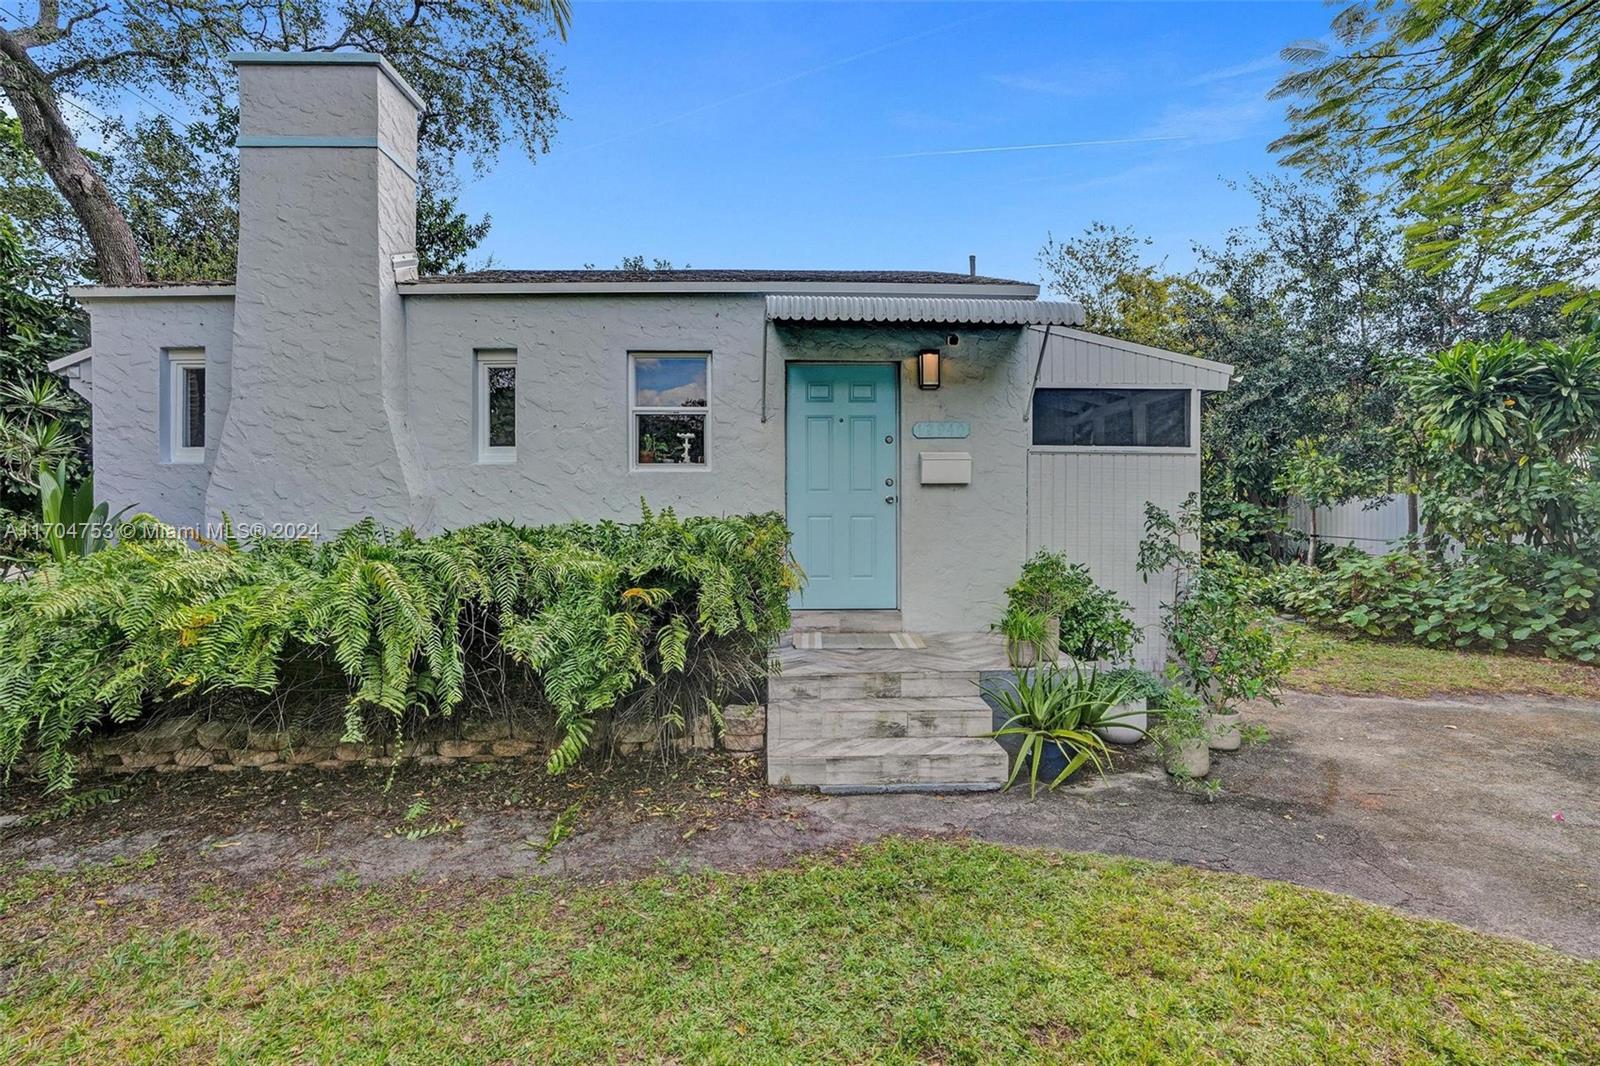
[786,363,899,609]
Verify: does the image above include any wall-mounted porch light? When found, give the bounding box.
[917,348,941,390]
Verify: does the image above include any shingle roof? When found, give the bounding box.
[413,269,1029,286]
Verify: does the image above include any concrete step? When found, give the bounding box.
[790,610,905,633]
[770,671,980,701]
[768,736,1008,790]
[771,697,993,742]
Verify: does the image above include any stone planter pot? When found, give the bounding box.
[1005,618,1060,669]
[1164,737,1211,779]
[1006,636,1037,669]
[1207,710,1242,752]
[1095,698,1149,745]
[1040,617,1061,664]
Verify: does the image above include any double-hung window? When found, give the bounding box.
[476,350,517,462]
[167,349,207,463]
[631,354,708,467]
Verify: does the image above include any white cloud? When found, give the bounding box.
[1137,84,1278,146]
[1184,53,1284,87]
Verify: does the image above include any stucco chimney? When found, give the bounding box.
[205,52,430,532]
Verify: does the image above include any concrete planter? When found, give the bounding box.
[1207,710,1242,752]
[1095,698,1149,745]
[1164,737,1211,778]
[1005,617,1060,669]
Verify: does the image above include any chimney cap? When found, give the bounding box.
[227,51,425,111]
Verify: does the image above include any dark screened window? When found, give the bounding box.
[183,366,206,448]
[487,366,516,448]
[1032,388,1190,448]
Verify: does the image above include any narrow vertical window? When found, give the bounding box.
[476,350,517,461]
[631,354,709,467]
[167,349,207,463]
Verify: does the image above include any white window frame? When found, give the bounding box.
[476,350,517,463]
[629,352,711,472]
[166,349,207,464]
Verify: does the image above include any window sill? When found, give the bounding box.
[631,463,710,473]
[478,451,518,465]
[1027,445,1197,456]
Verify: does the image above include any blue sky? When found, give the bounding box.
[465,1,1333,286]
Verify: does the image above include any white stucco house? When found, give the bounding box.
[56,52,1233,789]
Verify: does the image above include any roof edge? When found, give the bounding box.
[402,280,1041,298]
[70,284,237,300]
[48,347,92,372]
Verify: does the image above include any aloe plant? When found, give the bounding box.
[37,459,131,563]
[982,663,1135,796]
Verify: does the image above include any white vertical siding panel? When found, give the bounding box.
[1026,449,1197,669]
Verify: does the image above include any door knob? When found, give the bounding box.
[885,496,896,505]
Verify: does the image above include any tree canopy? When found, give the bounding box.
[1271,0,1600,310]
[0,0,571,283]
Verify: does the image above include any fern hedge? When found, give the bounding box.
[0,507,798,790]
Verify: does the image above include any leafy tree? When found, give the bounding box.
[1273,437,1387,565]
[417,186,492,275]
[0,112,91,286]
[1271,0,1600,310]
[1038,223,1199,350]
[1395,334,1600,551]
[0,217,85,525]
[0,0,570,283]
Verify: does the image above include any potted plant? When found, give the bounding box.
[1094,668,1164,744]
[1160,560,1293,753]
[982,663,1119,796]
[996,551,1089,665]
[1148,685,1210,778]
[998,606,1050,668]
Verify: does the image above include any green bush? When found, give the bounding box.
[0,507,797,789]
[1164,557,1295,710]
[1002,550,1137,661]
[1265,545,1600,661]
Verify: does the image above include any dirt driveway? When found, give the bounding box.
[6,691,1598,957]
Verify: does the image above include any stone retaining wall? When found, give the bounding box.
[50,705,767,778]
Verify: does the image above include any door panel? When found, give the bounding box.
[786,363,898,609]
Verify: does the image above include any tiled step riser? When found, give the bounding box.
[769,751,1008,788]
[773,708,993,742]
[771,673,979,701]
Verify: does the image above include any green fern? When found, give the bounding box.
[0,508,796,790]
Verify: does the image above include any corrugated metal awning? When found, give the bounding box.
[766,294,1083,327]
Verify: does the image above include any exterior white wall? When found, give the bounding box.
[404,294,783,527]
[1025,327,1213,667]
[75,295,235,526]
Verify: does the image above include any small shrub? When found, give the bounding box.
[1265,543,1600,660]
[1002,550,1136,661]
[1164,558,1295,710]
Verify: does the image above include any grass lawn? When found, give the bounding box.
[1286,625,1600,700]
[3,839,1597,1064]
